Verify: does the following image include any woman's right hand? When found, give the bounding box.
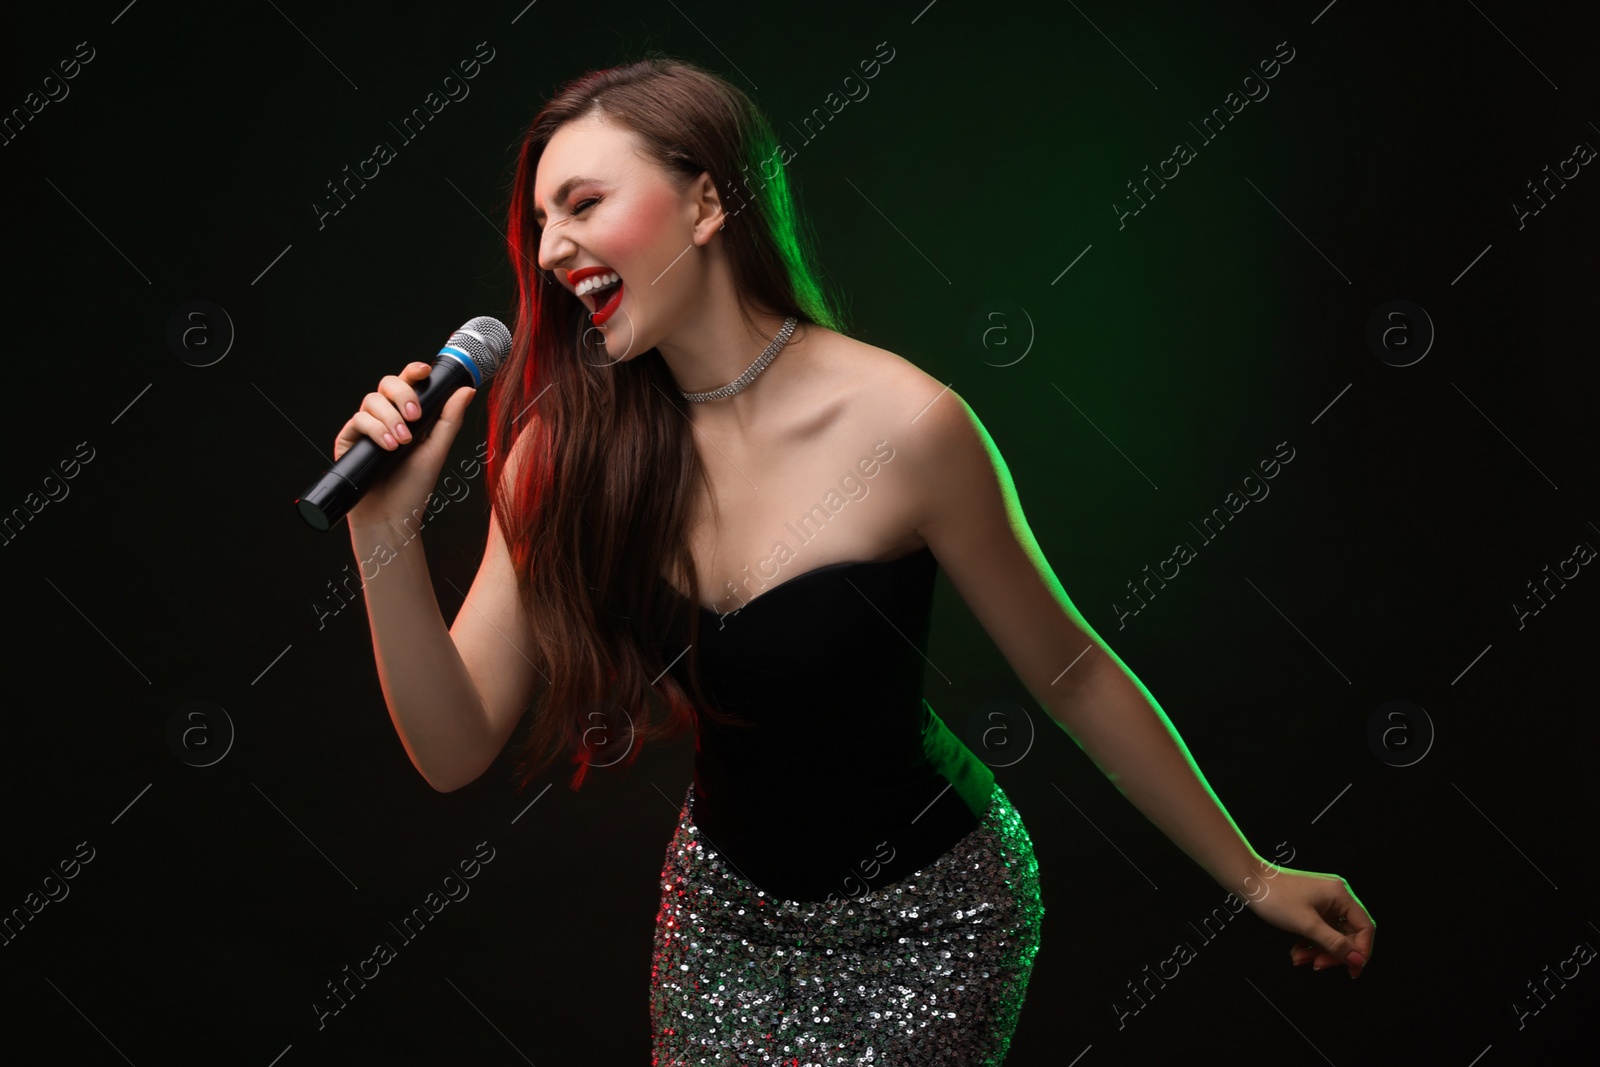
[334,361,479,531]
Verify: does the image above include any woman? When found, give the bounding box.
[336,56,1375,1064]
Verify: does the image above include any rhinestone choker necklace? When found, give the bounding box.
[679,317,799,402]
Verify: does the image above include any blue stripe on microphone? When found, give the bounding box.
[437,345,482,387]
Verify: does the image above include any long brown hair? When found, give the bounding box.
[487,55,845,791]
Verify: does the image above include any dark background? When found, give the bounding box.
[3,1,1596,1063]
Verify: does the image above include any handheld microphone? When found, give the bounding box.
[295,316,512,531]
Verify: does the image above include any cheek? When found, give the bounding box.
[608,186,685,265]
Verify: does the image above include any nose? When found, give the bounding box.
[537,222,576,275]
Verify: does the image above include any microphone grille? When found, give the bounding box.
[449,316,513,381]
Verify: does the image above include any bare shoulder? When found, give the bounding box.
[809,329,987,533]
[811,329,964,439]
[820,334,1099,719]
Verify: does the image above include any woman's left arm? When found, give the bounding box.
[907,388,1374,977]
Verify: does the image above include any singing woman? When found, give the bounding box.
[335,56,1376,1066]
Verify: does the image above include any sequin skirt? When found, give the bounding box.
[649,782,1045,1066]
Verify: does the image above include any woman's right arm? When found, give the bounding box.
[350,499,543,792]
[340,363,544,792]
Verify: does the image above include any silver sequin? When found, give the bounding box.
[650,783,1045,1065]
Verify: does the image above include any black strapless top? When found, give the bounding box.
[659,544,996,903]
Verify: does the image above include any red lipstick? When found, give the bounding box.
[566,265,610,286]
[591,282,624,326]
[565,264,624,325]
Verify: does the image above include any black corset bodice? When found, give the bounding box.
[659,545,996,903]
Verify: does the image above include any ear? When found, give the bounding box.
[686,171,726,246]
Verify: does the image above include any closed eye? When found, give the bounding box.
[573,196,601,214]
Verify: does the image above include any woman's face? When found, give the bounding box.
[533,111,710,359]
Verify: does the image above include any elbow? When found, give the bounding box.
[416,705,502,793]
[423,756,489,793]
[425,768,473,793]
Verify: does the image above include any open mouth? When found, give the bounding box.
[570,266,625,326]
[589,278,623,325]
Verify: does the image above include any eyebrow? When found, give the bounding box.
[532,175,603,224]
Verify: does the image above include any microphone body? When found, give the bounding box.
[296,317,510,531]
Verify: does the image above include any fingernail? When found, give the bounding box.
[406,402,420,419]
[395,423,411,442]
[383,433,396,449]
[1346,950,1366,968]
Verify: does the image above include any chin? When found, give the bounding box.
[585,305,643,363]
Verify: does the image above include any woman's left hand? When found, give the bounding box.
[1244,864,1375,978]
